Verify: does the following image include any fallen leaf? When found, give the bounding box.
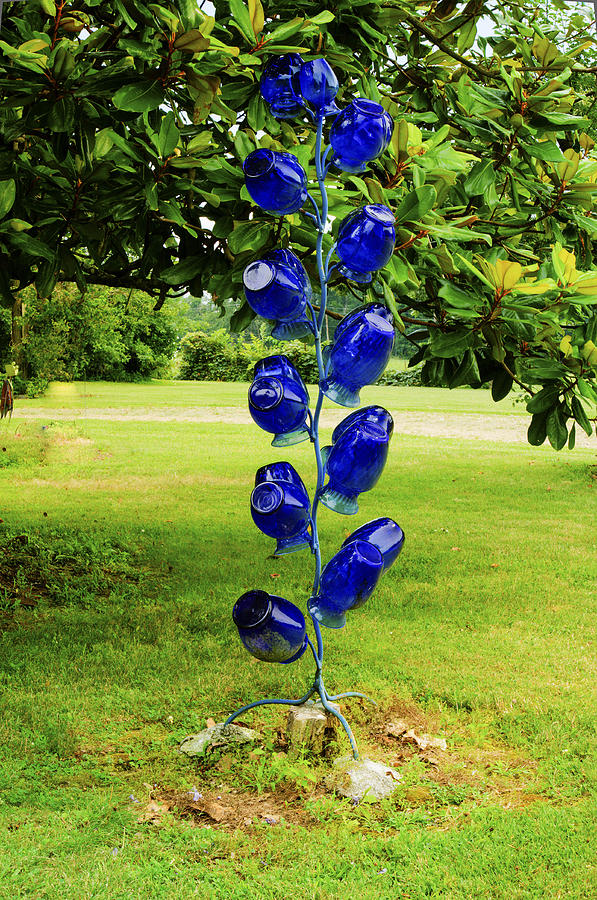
[200,800,228,822]
[451,546,461,552]
[206,718,216,729]
[401,729,447,752]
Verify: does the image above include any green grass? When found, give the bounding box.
[17,378,528,416]
[0,383,596,899]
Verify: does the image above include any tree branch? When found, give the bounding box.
[382,2,496,78]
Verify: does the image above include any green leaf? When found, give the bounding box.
[520,141,566,162]
[430,328,471,358]
[160,257,205,285]
[173,30,211,52]
[113,81,164,113]
[546,406,568,450]
[47,96,75,132]
[464,160,496,197]
[527,411,548,446]
[9,232,54,261]
[526,385,560,414]
[535,112,589,129]
[307,11,335,25]
[491,369,514,401]
[394,185,437,223]
[449,350,480,388]
[187,132,213,154]
[438,283,478,309]
[571,395,592,436]
[157,112,179,158]
[0,179,16,220]
[228,222,270,254]
[229,0,255,43]
[247,92,266,132]
[265,16,305,44]
[234,130,254,160]
[568,422,576,449]
[230,299,256,332]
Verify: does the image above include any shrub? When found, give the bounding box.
[179,329,322,384]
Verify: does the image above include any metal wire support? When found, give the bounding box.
[226,111,376,758]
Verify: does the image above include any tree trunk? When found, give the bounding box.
[11,295,28,378]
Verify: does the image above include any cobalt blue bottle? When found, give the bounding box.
[243,149,308,216]
[342,517,404,573]
[233,590,307,663]
[321,308,395,407]
[260,53,304,118]
[336,205,396,283]
[250,480,311,555]
[321,406,394,466]
[307,540,384,629]
[332,303,394,343]
[248,356,310,446]
[298,58,340,117]
[255,461,309,506]
[319,421,390,515]
[330,99,393,173]
[243,249,312,340]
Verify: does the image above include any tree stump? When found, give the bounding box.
[286,700,339,756]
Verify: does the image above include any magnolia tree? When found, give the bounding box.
[0,0,596,447]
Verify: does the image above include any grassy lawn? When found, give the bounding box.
[17,378,529,416]
[0,382,596,899]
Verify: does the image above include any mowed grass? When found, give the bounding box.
[17,377,529,416]
[0,382,596,899]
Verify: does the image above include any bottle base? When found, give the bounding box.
[274,532,312,556]
[271,424,311,447]
[336,263,373,284]
[307,597,346,630]
[318,486,358,516]
[320,377,361,408]
[271,318,313,341]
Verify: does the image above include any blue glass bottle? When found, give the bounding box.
[248,356,310,446]
[330,99,393,173]
[321,405,394,466]
[250,480,311,555]
[321,308,395,407]
[260,53,304,119]
[319,421,390,515]
[233,590,307,663]
[243,149,308,216]
[336,205,396,283]
[255,461,309,506]
[307,540,383,629]
[298,58,340,117]
[243,249,312,340]
[342,517,404,573]
[332,303,394,343]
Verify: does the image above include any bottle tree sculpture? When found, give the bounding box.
[226,56,405,759]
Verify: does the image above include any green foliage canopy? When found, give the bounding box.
[0,0,596,446]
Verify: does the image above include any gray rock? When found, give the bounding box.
[178,723,259,758]
[329,755,402,801]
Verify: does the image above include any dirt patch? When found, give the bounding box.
[133,698,556,833]
[0,529,146,625]
[148,785,321,830]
